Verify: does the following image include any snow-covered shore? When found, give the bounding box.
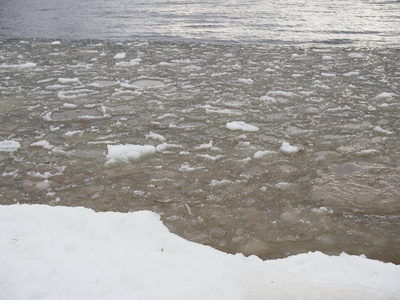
[1,204,399,299]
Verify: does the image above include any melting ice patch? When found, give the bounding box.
[106,144,156,164]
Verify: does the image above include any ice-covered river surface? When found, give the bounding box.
[1,39,399,263]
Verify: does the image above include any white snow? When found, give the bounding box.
[106,144,156,164]
[280,142,299,154]
[0,140,21,152]
[1,204,399,300]
[226,121,259,132]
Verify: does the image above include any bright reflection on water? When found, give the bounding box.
[0,40,399,263]
[0,0,400,46]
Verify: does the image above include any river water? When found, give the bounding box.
[1,0,400,46]
[0,1,399,263]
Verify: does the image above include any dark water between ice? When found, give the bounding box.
[1,0,400,263]
[1,0,400,47]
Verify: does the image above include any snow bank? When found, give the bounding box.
[226,121,259,132]
[106,144,155,164]
[1,204,399,300]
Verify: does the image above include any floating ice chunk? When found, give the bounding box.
[63,103,78,109]
[64,130,84,137]
[254,150,276,159]
[36,180,50,190]
[280,142,299,154]
[45,84,66,90]
[115,58,141,67]
[158,62,173,66]
[195,140,213,150]
[156,143,182,152]
[145,132,166,142]
[348,53,363,58]
[28,171,63,179]
[322,55,333,60]
[131,80,164,88]
[51,41,61,45]
[57,90,89,100]
[179,163,199,172]
[343,71,359,77]
[89,80,117,88]
[204,105,241,115]
[2,171,18,177]
[171,58,192,64]
[373,126,393,135]
[292,74,303,77]
[311,207,333,214]
[275,182,292,190]
[197,154,223,161]
[114,52,126,59]
[106,144,155,164]
[355,149,379,156]
[210,179,232,187]
[321,73,336,77]
[259,95,277,102]
[31,140,54,150]
[238,78,253,84]
[0,62,36,69]
[226,121,259,132]
[375,92,395,99]
[58,78,81,84]
[0,140,21,152]
[266,91,297,98]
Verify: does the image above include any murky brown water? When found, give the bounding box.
[1,39,399,263]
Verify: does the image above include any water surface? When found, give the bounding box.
[1,0,399,46]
